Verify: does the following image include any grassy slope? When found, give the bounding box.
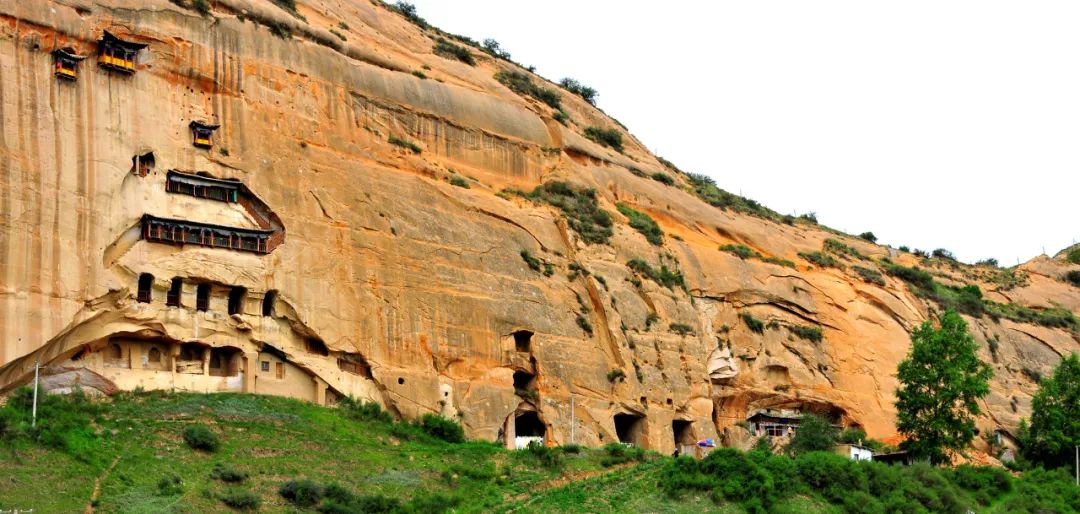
[0,392,733,513]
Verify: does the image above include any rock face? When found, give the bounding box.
[0,0,1077,454]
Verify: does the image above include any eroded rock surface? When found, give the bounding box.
[0,0,1077,454]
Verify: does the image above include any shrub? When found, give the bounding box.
[210,463,248,483]
[410,69,426,79]
[949,464,1011,505]
[785,415,837,456]
[583,126,623,152]
[182,424,220,452]
[433,39,475,65]
[558,78,598,105]
[650,172,674,185]
[932,248,956,260]
[600,442,645,467]
[823,238,869,260]
[388,1,429,28]
[523,440,562,468]
[1064,270,1080,287]
[576,315,593,335]
[337,396,393,423]
[266,20,292,39]
[683,173,780,221]
[515,182,612,244]
[616,203,663,245]
[626,259,685,290]
[0,386,103,458]
[899,245,910,252]
[1067,247,1080,264]
[157,473,184,496]
[740,312,765,333]
[607,369,626,383]
[388,135,421,153]
[858,232,877,243]
[799,251,840,269]
[669,323,694,336]
[790,325,823,343]
[449,176,469,188]
[553,110,569,125]
[645,313,659,330]
[799,212,818,223]
[719,244,759,260]
[219,488,261,510]
[853,266,886,286]
[794,452,867,502]
[495,71,561,109]
[481,38,510,59]
[280,479,323,507]
[762,257,796,268]
[559,443,584,454]
[418,414,465,443]
[976,258,999,267]
[520,249,542,272]
[883,262,935,291]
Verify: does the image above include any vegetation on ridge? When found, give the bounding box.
[510,182,613,245]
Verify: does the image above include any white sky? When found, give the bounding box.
[407,1,1080,265]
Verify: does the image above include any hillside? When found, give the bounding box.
[3,392,1078,513]
[0,0,1078,461]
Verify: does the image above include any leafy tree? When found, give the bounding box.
[895,310,992,464]
[786,413,838,456]
[858,232,877,243]
[1019,353,1080,469]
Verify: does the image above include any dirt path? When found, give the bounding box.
[84,455,121,514]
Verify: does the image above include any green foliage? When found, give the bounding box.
[388,135,422,153]
[857,232,877,243]
[583,126,624,152]
[182,424,220,452]
[337,396,393,423]
[218,488,261,510]
[785,414,837,456]
[616,203,663,245]
[418,413,465,443]
[683,173,781,221]
[719,244,759,260]
[0,386,103,459]
[1064,270,1080,287]
[798,251,840,269]
[410,69,427,79]
[789,324,823,343]
[762,257,796,268]
[433,38,475,65]
[553,109,569,125]
[883,261,936,290]
[626,258,685,290]
[516,182,613,244]
[576,314,593,335]
[600,443,646,467]
[210,463,248,483]
[949,464,1011,505]
[1067,247,1080,264]
[669,323,694,336]
[650,172,674,185]
[823,238,869,260]
[157,473,184,496]
[932,248,956,260]
[895,310,992,464]
[998,467,1080,513]
[740,312,765,333]
[1019,353,1080,469]
[280,479,324,507]
[481,38,511,59]
[853,266,886,286]
[607,369,626,383]
[494,71,561,109]
[899,245,910,252]
[644,313,659,330]
[520,249,541,272]
[660,448,776,513]
[558,78,598,105]
[265,20,293,39]
[448,176,469,188]
[522,440,562,469]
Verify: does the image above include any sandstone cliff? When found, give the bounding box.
[0,0,1076,456]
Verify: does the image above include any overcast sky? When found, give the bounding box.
[407,1,1080,265]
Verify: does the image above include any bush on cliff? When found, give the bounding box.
[516,182,613,244]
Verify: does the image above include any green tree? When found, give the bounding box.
[1019,353,1080,469]
[895,310,992,464]
[786,413,838,456]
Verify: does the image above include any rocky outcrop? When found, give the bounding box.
[0,0,1077,455]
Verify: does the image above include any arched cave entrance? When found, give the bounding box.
[513,330,533,352]
[672,419,693,448]
[515,411,545,438]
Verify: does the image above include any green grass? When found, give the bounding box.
[583,126,624,152]
[433,38,475,65]
[627,258,686,291]
[512,182,613,245]
[495,71,561,109]
[799,251,841,269]
[388,135,422,153]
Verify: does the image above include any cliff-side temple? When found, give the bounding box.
[0,0,1075,460]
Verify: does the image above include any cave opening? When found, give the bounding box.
[614,413,645,446]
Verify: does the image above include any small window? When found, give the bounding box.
[108,343,123,360]
[196,283,210,312]
[398,377,405,385]
[137,273,153,303]
[148,347,161,363]
[228,286,246,315]
[275,362,284,379]
[513,330,533,352]
[305,339,329,356]
[167,278,183,307]
[261,361,270,372]
[131,151,155,177]
[262,290,277,317]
